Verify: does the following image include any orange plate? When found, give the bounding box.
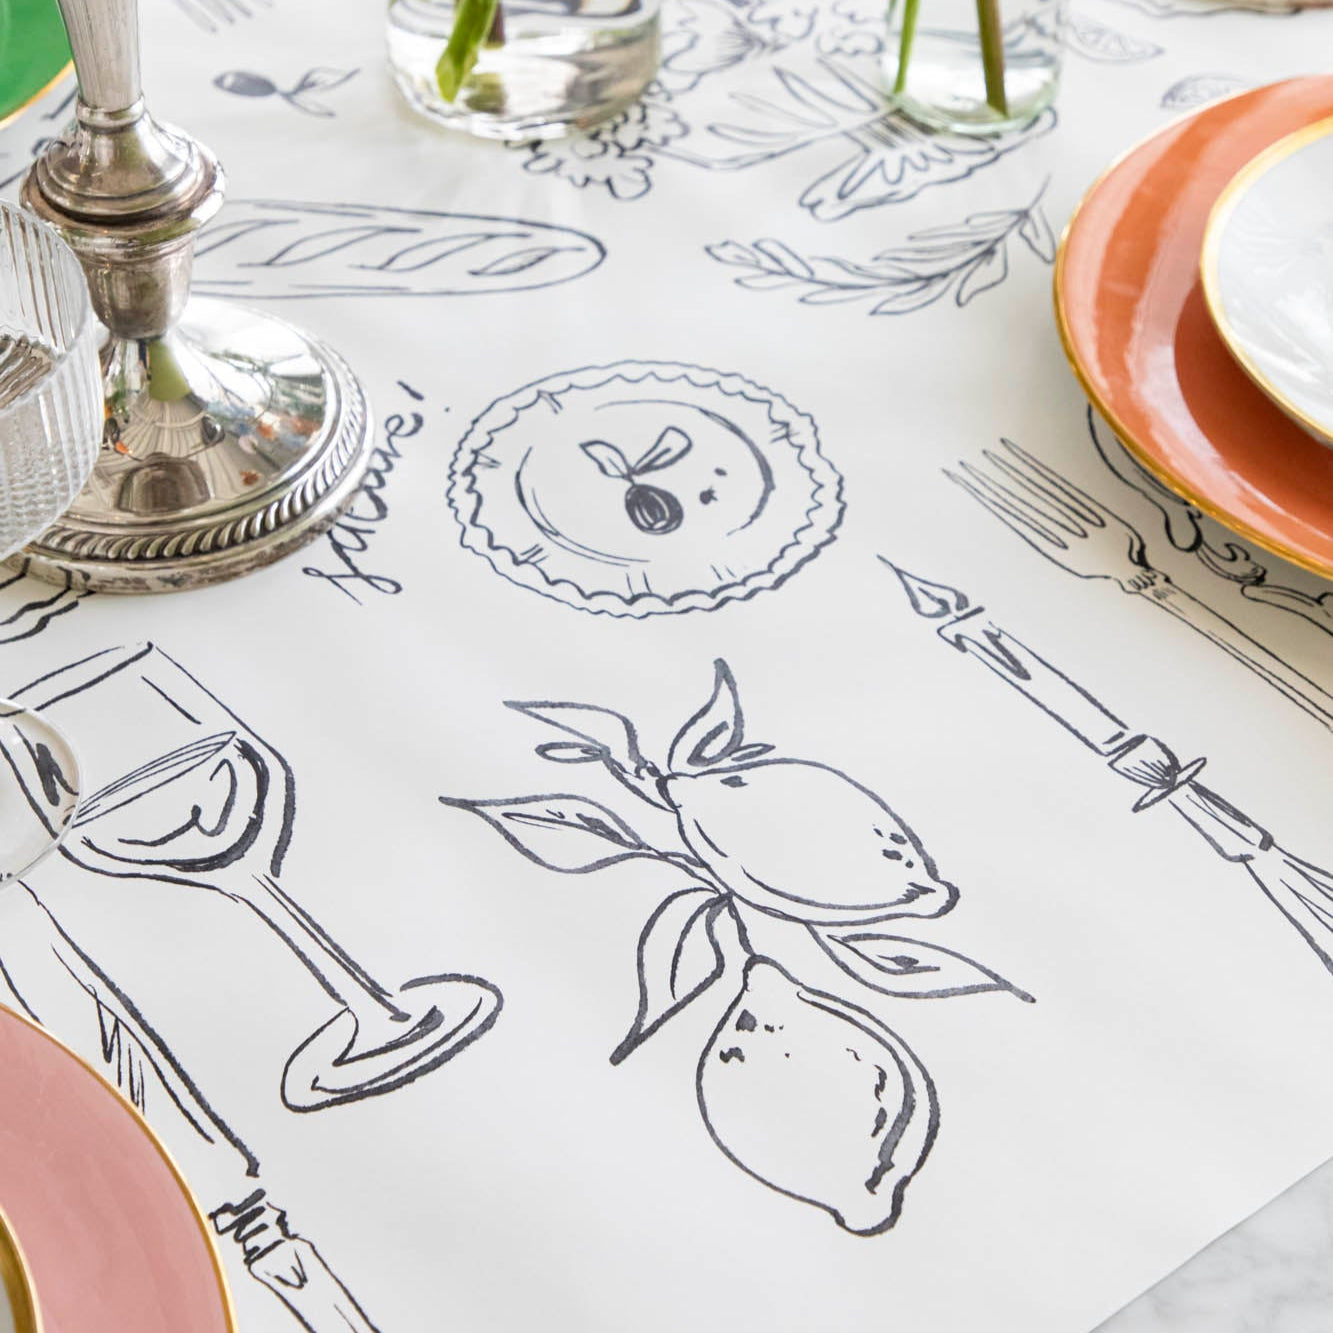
[0,1004,235,1333]
[1056,76,1333,580]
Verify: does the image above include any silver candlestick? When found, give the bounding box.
[19,0,373,592]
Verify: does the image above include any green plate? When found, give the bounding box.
[0,0,72,128]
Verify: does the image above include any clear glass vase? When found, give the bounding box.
[885,0,1065,135]
[387,0,660,141]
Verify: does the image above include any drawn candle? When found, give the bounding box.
[885,558,1333,978]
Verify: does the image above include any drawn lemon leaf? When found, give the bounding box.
[668,659,747,772]
[507,700,651,774]
[813,928,1034,1001]
[439,793,662,873]
[610,888,728,1064]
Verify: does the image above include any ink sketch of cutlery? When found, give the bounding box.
[947,438,1333,734]
[214,67,359,118]
[885,560,1333,980]
[174,0,269,33]
[1085,407,1333,640]
[0,884,381,1333]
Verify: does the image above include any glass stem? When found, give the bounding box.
[248,873,413,1024]
[893,0,920,95]
[975,0,1009,116]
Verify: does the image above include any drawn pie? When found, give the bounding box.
[448,361,844,616]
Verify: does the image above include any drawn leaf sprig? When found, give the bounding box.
[707,184,1055,315]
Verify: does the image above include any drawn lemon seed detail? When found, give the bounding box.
[697,958,938,1234]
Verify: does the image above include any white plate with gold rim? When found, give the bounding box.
[1202,115,1333,449]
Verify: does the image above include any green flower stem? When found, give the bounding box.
[435,0,503,102]
[974,0,1009,117]
[892,0,921,95]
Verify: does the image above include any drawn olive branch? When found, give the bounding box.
[707,182,1055,314]
[441,661,1031,1235]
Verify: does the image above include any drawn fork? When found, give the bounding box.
[947,438,1333,734]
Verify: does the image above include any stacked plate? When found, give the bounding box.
[0,1006,235,1332]
[1056,78,1333,579]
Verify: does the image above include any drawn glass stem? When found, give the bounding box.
[10,644,502,1112]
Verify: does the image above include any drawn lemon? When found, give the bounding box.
[697,957,937,1234]
[664,759,957,925]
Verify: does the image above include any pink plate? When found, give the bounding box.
[1055,76,1333,579]
[0,1004,235,1333]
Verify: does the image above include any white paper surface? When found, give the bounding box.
[4,5,1333,1332]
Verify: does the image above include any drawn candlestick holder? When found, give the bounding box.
[5,644,501,1111]
[885,560,1333,978]
[17,0,374,591]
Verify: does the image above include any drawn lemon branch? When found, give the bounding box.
[441,660,1031,1234]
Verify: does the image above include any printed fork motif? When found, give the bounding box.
[947,438,1333,734]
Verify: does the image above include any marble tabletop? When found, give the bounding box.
[1099,1157,1333,1333]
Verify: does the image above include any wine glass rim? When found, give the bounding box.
[0,198,99,421]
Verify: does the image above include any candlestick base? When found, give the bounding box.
[12,296,373,593]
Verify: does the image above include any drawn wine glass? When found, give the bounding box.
[5,643,501,1111]
[0,203,101,886]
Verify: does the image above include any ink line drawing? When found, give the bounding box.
[1085,408,1333,638]
[514,32,1054,218]
[173,0,272,34]
[448,361,844,617]
[1104,0,1299,16]
[947,436,1333,732]
[214,67,359,117]
[885,560,1333,977]
[708,181,1054,315]
[304,388,420,602]
[4,643,502,1111]
[0,882,381,1333]
[1160,72,1249,109]
[441,660,1030,1234]
[0,560,89,644]
[1064,13,1163,60]
[191,200,606,299]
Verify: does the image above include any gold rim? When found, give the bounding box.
[1052,77,1333,582]
[0,1206,41,1333]
[0,1003,238,1333]
[0,61,73,134]
[1199,113,1333,447]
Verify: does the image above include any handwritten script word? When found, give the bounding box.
[304,407,420,602]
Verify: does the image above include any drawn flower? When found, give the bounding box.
[516,101,687,201]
